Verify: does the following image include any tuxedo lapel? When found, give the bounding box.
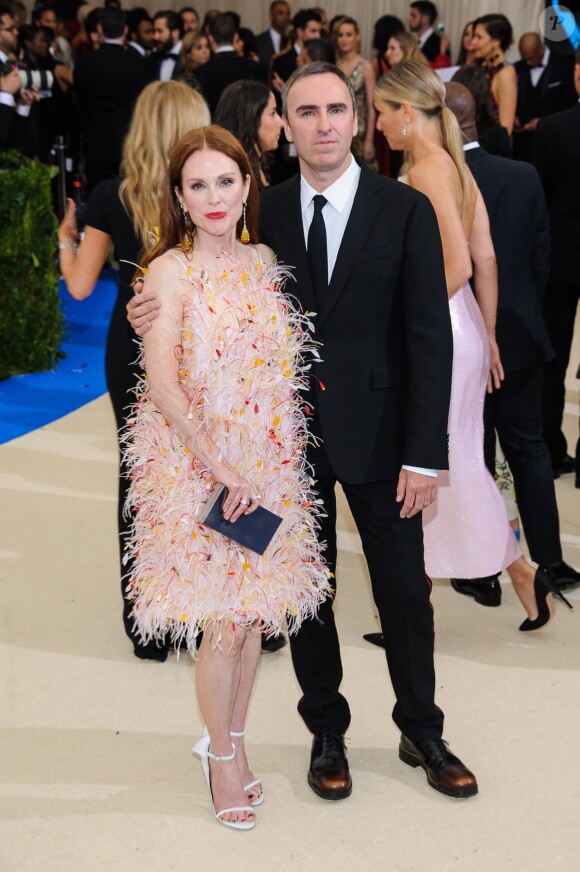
[277,176,317,315]
[318,167,383,327]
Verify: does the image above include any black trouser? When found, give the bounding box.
[289,433,444,744]
[541,279,580,467]
[484,364,562,566]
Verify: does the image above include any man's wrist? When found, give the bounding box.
[402,465,437,478]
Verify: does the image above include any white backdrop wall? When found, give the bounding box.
[134,1,546,62]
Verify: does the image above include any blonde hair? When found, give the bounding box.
[178,29,208,74]
[375,60,470,220]
[119,81,210,247]
[332,16,360,55]
[389,30,427,64]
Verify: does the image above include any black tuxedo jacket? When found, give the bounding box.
[146,48,181,82]
[259,165,453,483]
[515,54,576,125]
[74,43,148,163]
[421,32,441,63]
[271,46,298,83]
[256,30,288,78]
[194,51,265,114]
[465,146,553,373]
[532,102,580,286]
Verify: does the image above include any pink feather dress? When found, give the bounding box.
[122,255,330,650]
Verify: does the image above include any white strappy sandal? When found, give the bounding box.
[192,733,256,831]
[230,730,264,807]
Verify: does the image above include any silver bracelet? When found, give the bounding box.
[58,238,79,255]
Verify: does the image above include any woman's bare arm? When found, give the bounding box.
[58,199,111,299]
[495,64,517,135]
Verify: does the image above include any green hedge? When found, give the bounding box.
[0,150,63,380]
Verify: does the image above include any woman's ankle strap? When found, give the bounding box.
[208,741,236,762]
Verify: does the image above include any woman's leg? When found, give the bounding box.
[195,622,256,824]
[507,556,539,619]
[230,626,262,801]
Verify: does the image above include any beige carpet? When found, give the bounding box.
[1,355,579,872]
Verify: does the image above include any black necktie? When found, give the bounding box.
[307,194,328,308]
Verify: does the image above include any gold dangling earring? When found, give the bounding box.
[181,205,192,252]
[240,201,250,244]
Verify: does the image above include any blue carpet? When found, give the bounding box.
[0,268,118,445]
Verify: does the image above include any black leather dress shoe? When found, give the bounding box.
[538,561,580,591]
[450,576,501,606]
[399,734,478,798]
[553,454,576,479]
[308,732,352,801]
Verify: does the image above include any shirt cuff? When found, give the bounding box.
[0,92,15,108]
[16,104,31,117]
[402,465,437,478]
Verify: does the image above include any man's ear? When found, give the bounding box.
[282,115,293,142]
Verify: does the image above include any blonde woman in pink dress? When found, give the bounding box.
[123,125,329,829]
[374,61,571,631]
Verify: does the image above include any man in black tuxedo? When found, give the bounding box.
[148,11,183,81]
[256,0,291,78]
[513,33,576,162]
[260,63,476,801]
[444,82,580,604]
[126,9,154,59]
[0,9,41,156]
[74,8,148,191]
[194,13,265,115]
[533,49,580,482]
[407,1,443,64]
[271,8,321,84]
[126,63,477,801]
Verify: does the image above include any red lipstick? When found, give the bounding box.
[206,211,227,219]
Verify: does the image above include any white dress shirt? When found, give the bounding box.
[0,50,31,116]
[269,27,282,54]
[418,27,434,49]
[530,46,550,87]
[300,156,437,478]
[160,40,182,80]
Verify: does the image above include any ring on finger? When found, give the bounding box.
[239,498,250,507]
[249,494,262,502]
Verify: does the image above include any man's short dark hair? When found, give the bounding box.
[0,4,14,19]
[154,10,183,37]
[126,7,150,36]
[410,1,438,25]
[304,37,335,64]
[31,3,57,25]
[208,12,236,45]
[292,8,321,33]
[270,0,289,11]
[225,10,240,31]
[98,6,125,39]
[179,6,198,15]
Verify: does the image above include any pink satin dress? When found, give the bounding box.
[422,282,522,579]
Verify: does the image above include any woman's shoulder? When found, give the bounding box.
[145,249,190,283]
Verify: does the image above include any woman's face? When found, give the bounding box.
[462,22,474,52]
[386,37,405,67]
[374,96,405,150]
[30,30,49,58]
[257,91,283,153]
[336,23,358,54]
[472,24,498,59]
[189,35,210,67]
[178,148,250,240]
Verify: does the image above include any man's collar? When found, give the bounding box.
[463,141,480,151]
[215,45,235,53]
[300,155,360,214]
[418,27,434,48]
[128,40,145,56]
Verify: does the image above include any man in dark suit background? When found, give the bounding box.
[271,8,321,85]
[126,8,154,59]
[194,13,265,115]
[74,7,148,190]
[407,0,444,64]
[260,63,476,801]
[533,49,580,483]
[513,32,576,162]
[444,82,580,605]
[256,0,291,78]
[148,10,183,81]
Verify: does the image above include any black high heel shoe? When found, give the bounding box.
[519,568,573,632]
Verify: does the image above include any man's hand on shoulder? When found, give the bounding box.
[396,469,437,518]
[126,277,160,336]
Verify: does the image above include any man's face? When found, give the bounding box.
[153,18,176,51]
[296,19,321,45]
[520,41,544,67]
[575,62,580,97]
[0,13,18,54]
[407,7,423,33]
[271,2,290,33]
[38,9,58,32]
[284,72,357,178]
[136,19,154,50]
[181,10,199,32]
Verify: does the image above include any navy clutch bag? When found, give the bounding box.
[199,485,283,556]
